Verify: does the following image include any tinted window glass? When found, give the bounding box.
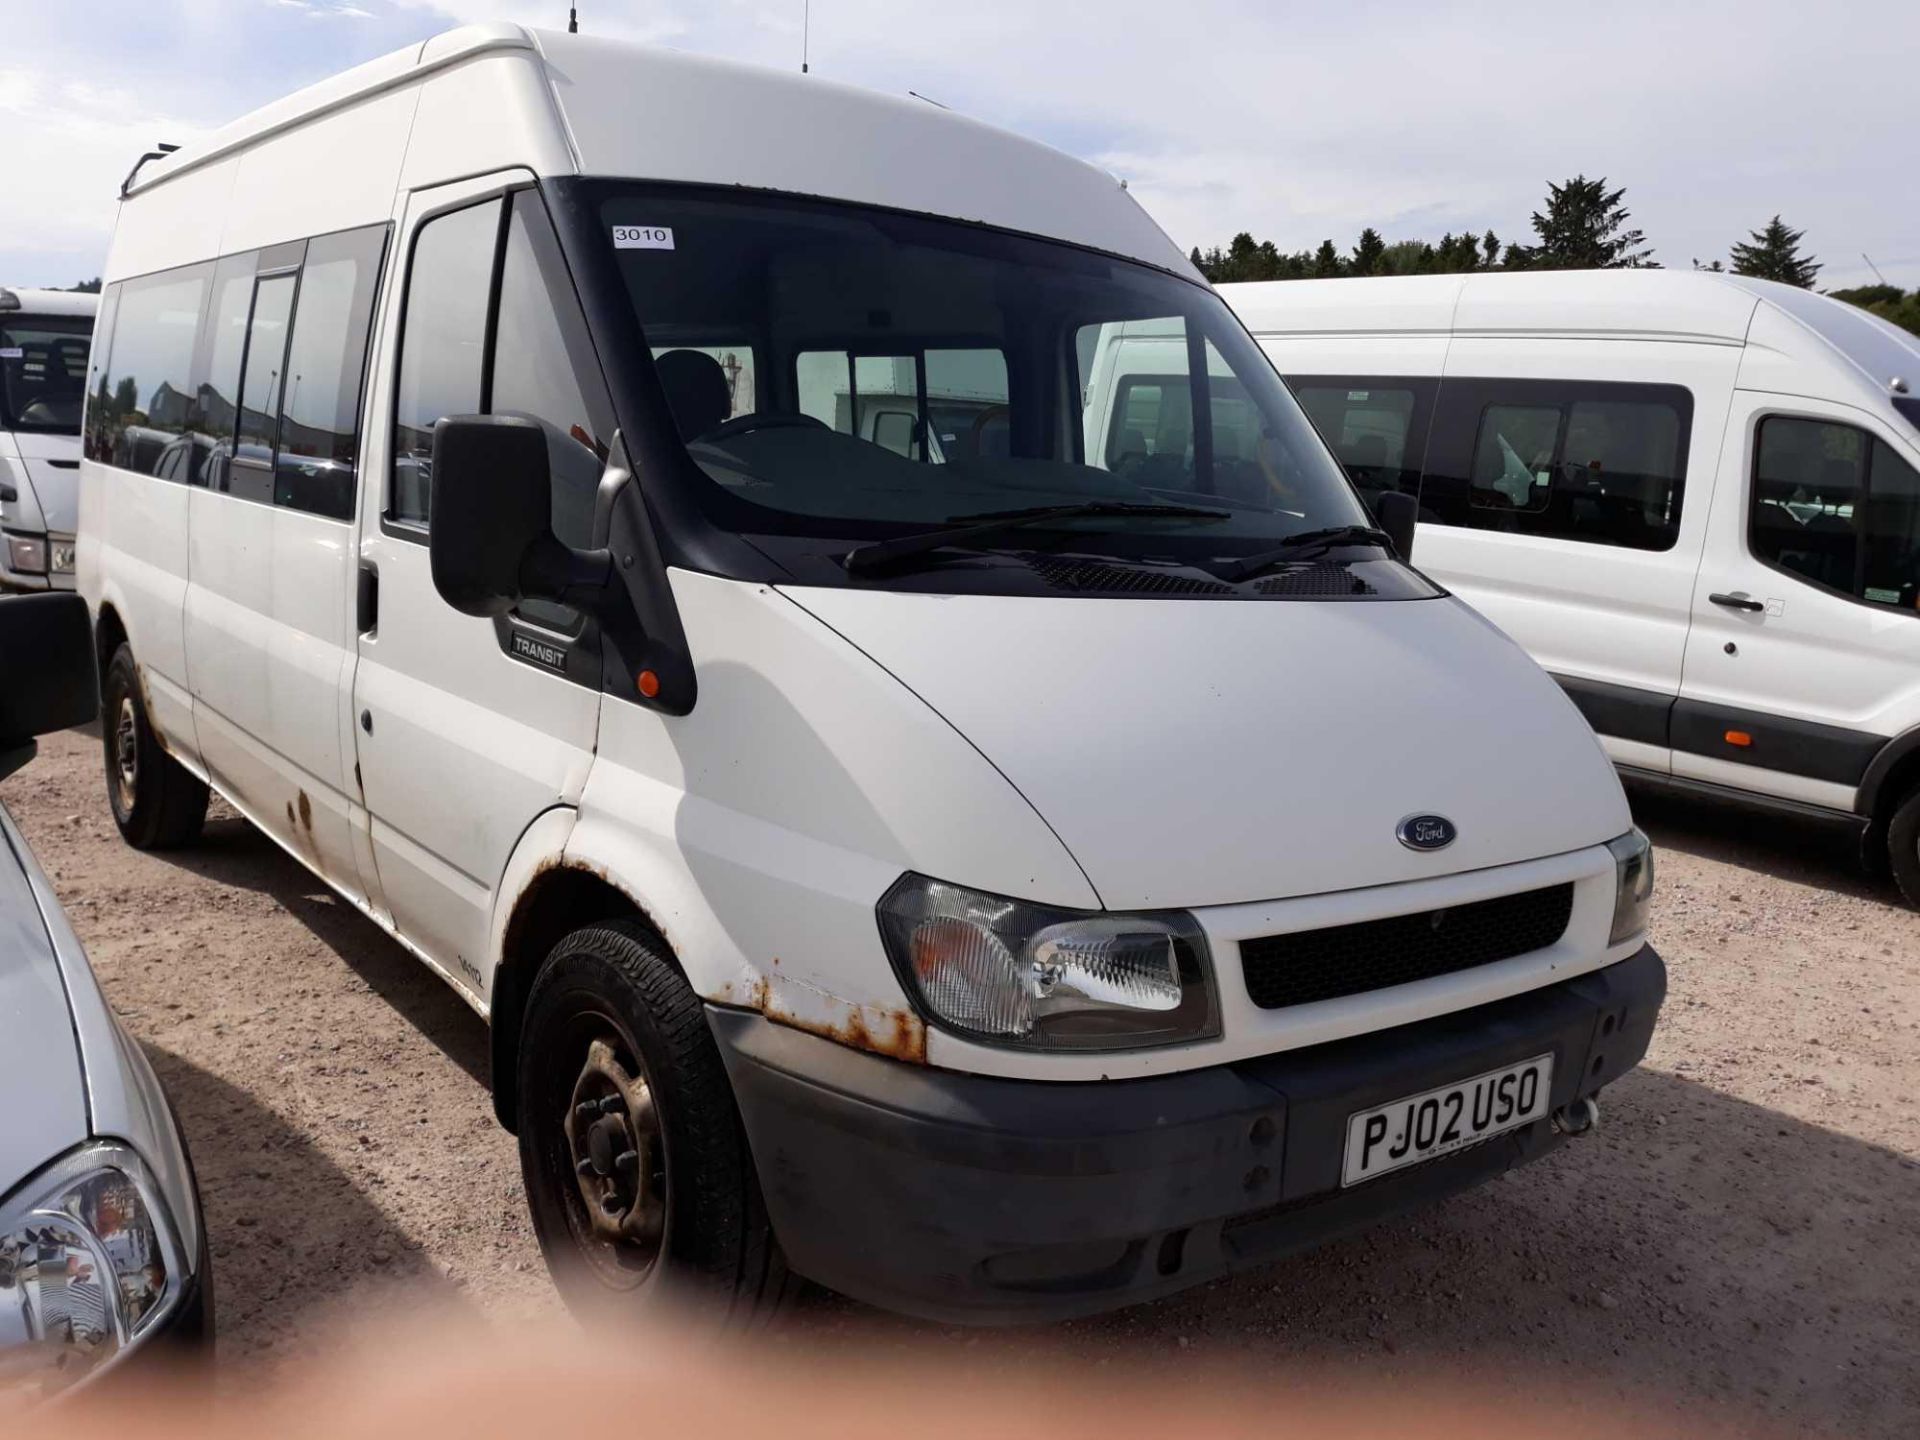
[1753,417,1920,613]
[95,267,210,477]
[491,192,613,551]
[392,198,501,527]
[82,286,119,462]
[275,226,386,520]
[926,348,1009,461]
[226,272,295,505]
[1291,383,1420,504]
[192,254,256,493]
[0,313,92,435]
[1423,381,1689,551]
[598,184,1363,563]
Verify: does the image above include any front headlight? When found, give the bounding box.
[0,1143,186,1404]
[1606,828,1654,945]
[877,874,1219,1050]
[4,534,47,575]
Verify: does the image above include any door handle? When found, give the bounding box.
[357,561,379,634]
[1708,592,1764,613]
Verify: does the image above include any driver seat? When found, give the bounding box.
[653,349,732,439]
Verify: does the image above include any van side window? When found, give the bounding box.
[194,254,260,493]
[1422,381,1690,552]
[391,198,503,528]
[1290,382,1425,504]
[275,226,388,521]
[491,190,615,552]
[227,272,296,505]
[1752,417,1920,613]
[82,285,120,463]
[92,265,211,478]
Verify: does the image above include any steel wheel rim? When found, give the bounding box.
[557,1023,667,1288]
[113,697,139,814]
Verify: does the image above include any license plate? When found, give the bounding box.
[1342,1053,1552,1187]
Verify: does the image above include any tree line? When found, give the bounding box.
[1189,176,1919,338]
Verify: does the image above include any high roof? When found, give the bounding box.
[125,24,1194,279]
[0,288,98,319]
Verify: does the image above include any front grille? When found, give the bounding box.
[1239,883,1575,1010]
[1025,555,1233,596]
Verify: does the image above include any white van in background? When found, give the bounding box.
[82,24,1663,1324]
[1223,272,1920,904]
[0,287,95,590]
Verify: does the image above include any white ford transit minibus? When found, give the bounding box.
[1222,272,1920,905]
[80,25,1662,1322]
[1,287,95,591]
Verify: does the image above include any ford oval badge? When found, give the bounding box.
[1397,814,1457,852]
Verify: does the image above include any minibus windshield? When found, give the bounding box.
[597,186,1370,568]
[0,313,92,435]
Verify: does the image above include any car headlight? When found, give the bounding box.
[4,535,47,575]
[1606,828,1654,945]
[877,874,1219,1050]
[0,1143,186,1404]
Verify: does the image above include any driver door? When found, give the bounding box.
[351,174,614,998]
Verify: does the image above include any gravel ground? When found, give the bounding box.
[5,725,1917,1435]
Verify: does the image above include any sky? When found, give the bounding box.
[2,0,1915,292]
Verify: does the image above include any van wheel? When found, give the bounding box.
[101,645,208,850]
[517,920,793,1324]
[1888,789,1920,908]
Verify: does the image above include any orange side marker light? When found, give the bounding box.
[1724,730,1753,748]
[637,670,661,699]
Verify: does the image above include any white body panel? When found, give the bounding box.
[1227,271,1920,816]
[79,25,1645,1095]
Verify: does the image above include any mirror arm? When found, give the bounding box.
[519,533,616,610]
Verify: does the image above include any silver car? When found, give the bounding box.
[1,592,210,1400]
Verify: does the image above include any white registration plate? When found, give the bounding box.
[1341,1053,1553,1187]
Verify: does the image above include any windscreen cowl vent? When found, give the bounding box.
[1255,564,1377,598]
[1025,555,1234,597]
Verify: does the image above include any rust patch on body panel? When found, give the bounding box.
[755,976,927,1066]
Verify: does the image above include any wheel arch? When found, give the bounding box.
[486,810,688,1132]
[1859,725,1920,822]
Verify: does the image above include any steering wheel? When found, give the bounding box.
[698,412,830,443]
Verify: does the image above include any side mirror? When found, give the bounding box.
[0,592,99,781]
[1371,488,1417,562]
[429,415,556,617]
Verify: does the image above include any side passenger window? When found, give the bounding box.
[275,227,387,521]
[1290,382,1423,505]
[391,198,501,528]
[91,267,210,477]
[1752,417,1920,613]
[228,272,296,505]
[1422,382,1690,552]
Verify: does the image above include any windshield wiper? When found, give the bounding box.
[1215,525,1395,583]
[843,502,1230,578]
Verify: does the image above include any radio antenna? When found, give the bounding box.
[801,0,810,72]
[1862,252,1888,286]
[568,5,578,33]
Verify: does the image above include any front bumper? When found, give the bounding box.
[712,943,1664,1324]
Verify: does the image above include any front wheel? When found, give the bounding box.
[101,645,208,850]
[516,920,792,1323]
[1888,788,1920,909]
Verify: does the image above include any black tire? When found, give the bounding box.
[516,920,794,1325]
[102,645,208,850]
[1888,787,1920,909]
